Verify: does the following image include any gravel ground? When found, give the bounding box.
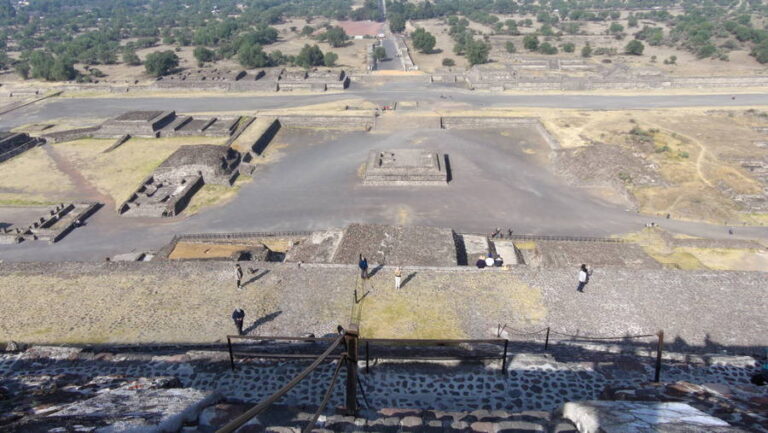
[0,262,765,351]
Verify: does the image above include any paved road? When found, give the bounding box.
[2,82,768,129]
[374,38,404,71]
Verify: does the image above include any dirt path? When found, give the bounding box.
[42,144,115,205]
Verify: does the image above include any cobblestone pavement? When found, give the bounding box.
[0,262,765,350]
[0,347,762,414]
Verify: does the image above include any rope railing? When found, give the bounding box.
[302,355,347,433]
[216,334,345,433]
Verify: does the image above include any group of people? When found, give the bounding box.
[475,253,504,269]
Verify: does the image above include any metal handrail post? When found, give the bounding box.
[501,340,509,375]
[544,327,550,350]
[654,330,664,382]
[365,341,370,374]
[227,337,235,371]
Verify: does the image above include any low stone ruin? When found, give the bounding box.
[93,111,239,139]
[0,132,45,163]
[363,149,449,185]
[154,67,349,92]
[278,68,350,91]
[118,174,204,218]
[119,145,241,217]
[156,145,241,185]
[95,110,176,138]
[0,202,100,244]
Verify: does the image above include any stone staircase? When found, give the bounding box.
[198,404,579,433]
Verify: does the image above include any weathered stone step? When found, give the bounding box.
[197,404,578,433]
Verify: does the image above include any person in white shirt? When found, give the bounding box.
[577,264,589,292]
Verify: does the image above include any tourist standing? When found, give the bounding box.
[577,264,589,292]
[234,263,243,290]
[232,308,245,335]
[394,266,402,289]
[358,255,369,280]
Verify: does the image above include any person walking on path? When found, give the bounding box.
[232,308,245,335]
[358,255,369,280]
[394,266,402,289]
[234,263,244,290]
[577,264,590,292]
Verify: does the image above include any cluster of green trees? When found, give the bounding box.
[412,27,436,53]
[0,0,362,80]
[446,16,490,65]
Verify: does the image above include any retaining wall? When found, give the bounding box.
[276,114,375,130]
[42,127,101,143]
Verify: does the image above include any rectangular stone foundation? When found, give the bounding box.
[363,149,448,185]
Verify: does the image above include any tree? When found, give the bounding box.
[505,41,516,53]
[628,15,638,27]
[523,35,539,51]
[15,61,30,79]
[609,22,624,34]
[697,44,716,59]
[300,26,315,37]
[374,46,386,61]
[562,42,575,53]
[319,26,349,48]
[193,46,215,67]
[389,14,406,33]
[412,28,436,53]
[237,44,269,68]
[324,51,338,67]
[624,40,644,55]
[295,44,325,68]
[581,43,592,58]
[751,41,768,64]
[538,42,558,55]
[442,58,455,66]
[465,39,490,66]
[0,0,15,19]
[144,50,179,76]
[122,50,141,66]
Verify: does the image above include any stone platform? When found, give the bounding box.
[363,149,449,185]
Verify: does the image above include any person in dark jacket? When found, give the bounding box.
[232,308,245,335]
[358,255,369,279]
[234,264,244,289]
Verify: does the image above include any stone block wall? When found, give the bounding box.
[440,116,541,129]
[29,202,101,243]
[0,133,44,163]
[42,127,101,143]
[277,115,375,130]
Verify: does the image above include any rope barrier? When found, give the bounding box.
[216,334,344,433]
[301,356,347,433]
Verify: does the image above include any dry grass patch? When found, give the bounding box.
[358,272,546,339]
[623,228,766,271]
[0,147,76,205]
[169,242,254,260]
[185,175,250,215]
[55,136,227,208]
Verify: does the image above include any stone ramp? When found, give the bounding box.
[199,404,579,433]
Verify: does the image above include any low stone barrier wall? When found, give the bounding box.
[276,114,375,130]
[42,127,101,143]
[440,116,540,129]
